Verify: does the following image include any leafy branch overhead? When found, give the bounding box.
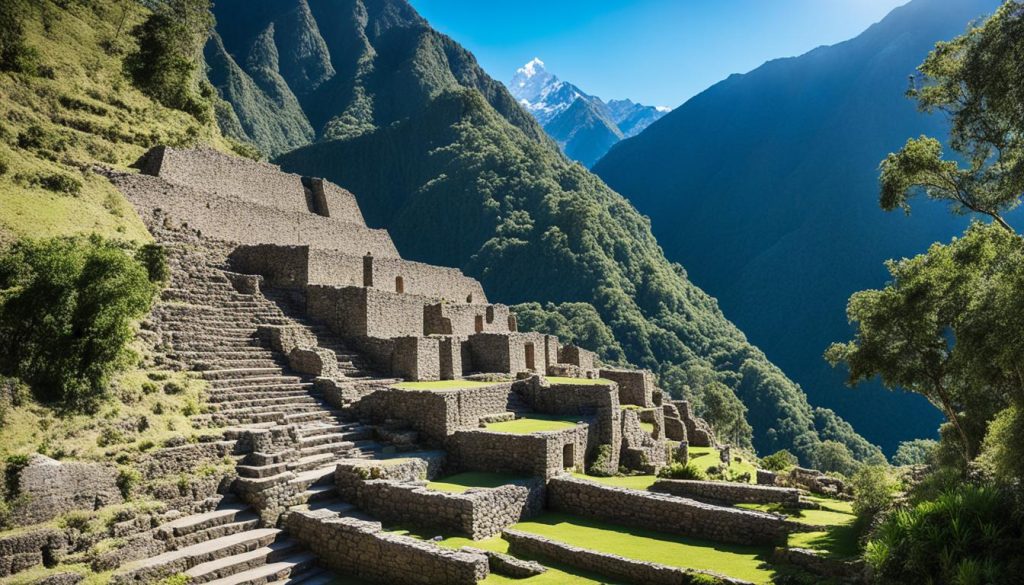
[880,1,1024,233]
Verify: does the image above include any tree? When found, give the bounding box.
[0,236,161,411]
[698,381,753,449]
[879,1,1024,233]
[0,0,39,74]
[826,223,1020,463]
[126,0,214,118]
[812,440,860,476]
[892,439,939,467]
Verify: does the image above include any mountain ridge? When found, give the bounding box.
[508,58,666,167]
[594,0,1004,453]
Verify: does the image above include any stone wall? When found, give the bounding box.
[0,527,68,578]
[515,377,621,473]
[559,345,596,370]
[357,384,514,444]
[11,455,123,525]
[600,368,656,407]
[334,455,446,501]
[426,303,510,337]
[287,510,489,585]
[503,529,750,585]
[356,253,487,304]
[306,285,425,339]
[620,409,666,473]
[116,174,399,257]
[649,479,801,505]
[546,476,790,546]
[675,400,715,447]
[139,147,365,225]
[228,245,310,289]
[351,479,544,539]
[448,427,588,479]
[466,332,554,374]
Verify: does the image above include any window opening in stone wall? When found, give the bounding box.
[563,443,575,469]
[486,306,494,323]
[395,276,404,293]
[475,315,484,333]
[525,342,536,371]
[466,294,473,303]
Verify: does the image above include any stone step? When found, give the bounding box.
[283,410,345,425]
[273,568,335,585]
[295,423,364,438]
[185,540,305,583]
[297,441,356,458]
[210,390,318,403]
[156,503,251,539]
[199,359,285,369]
[201,552,317,585]
[171,516,262,549]
[202,368,284,381]
[113,528,282,584]
[288,465,336,489]
[212,396,321,410]
[300,484,337,504]
[211,377,305,389]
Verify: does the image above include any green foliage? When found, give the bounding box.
[657,462,707,481]
[827,222,1024,463]
[760,449,798,472]
[865,484,1024,585]
[698,381,753,449]
[3,454,30,499]
[811,440,860,477]
[587,444,616,477]
[512,301,626,365]
[0,236,160,411]
[126,0,214,119]
[851,465,899,523]
[880,1,1024,233]
[0,0,40,74]
[892,439,939,467]
[116,466,141,500]
[977,405,1024,484]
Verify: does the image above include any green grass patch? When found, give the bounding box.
[570,472,658,491]
[484,415,581,434]
[737,498,859,560]
[639,421,655,434]
[512,513,777,584]
[544,377,612,386]
[392,380,495,391]
[426,472,531,494]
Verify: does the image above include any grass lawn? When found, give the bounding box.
[570,472,658,491]
[738,497,860,560]
[688,446,757,484]
[544,377,612,386]
[392,380,496,391]
[512,513,777,584]
[484,415,581,434]
[639,421,655,434]
[427,472,532,493]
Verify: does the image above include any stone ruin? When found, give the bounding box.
[0,147,828,584]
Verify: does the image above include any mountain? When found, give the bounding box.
[594,0,1005,455]
[208,0,882,465]
[507,58,667,167]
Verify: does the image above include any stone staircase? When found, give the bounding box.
[123,224,416,583]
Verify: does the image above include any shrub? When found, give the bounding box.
[97,427,126,447]
[851,464,899,524]
[657,462,707,481]
[116,466,141,499]
[36,172,83,195]
[0,0,40,74]
[163,381,185,395]
[59,510,96,533]
[141,381,158,395]
[17,125,66,152]
[136,244,169,283]
[865,485,1024,584]
[760,449,798,471]
[0,236,160,410]
[977,405,1024,484]
[3,454,29,499]
[587,444,615,477]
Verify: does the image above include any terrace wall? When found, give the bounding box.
[546,476,790,546]
[649,480,801,505]
[448,427,588,479]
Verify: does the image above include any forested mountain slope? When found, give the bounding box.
[594,0,1003,454]
[210,0,882,464]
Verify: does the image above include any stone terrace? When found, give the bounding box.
[0,146,822,585]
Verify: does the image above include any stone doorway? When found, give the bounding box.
[475,315,484,333]
[525,342,536,371]
[563,443,575,469]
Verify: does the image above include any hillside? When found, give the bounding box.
[594,0,1004,454]
[206,0,881,463]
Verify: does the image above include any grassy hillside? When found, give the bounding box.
[592,0,1002,454]
[207,0,887,465]
[0,0,235,245]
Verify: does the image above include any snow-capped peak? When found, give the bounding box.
[656,106,671,113]
[517,57,546,79]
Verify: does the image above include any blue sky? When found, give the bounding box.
[409,0,909,107]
